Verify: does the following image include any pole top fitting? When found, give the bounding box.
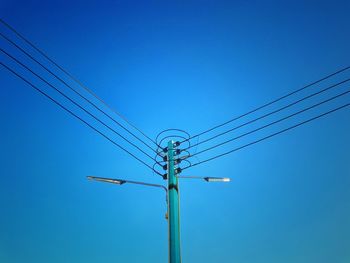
[174,159,182,165]
[175,167,182,174]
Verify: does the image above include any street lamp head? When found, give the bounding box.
[204,177,231,182]
[87,176,126,185]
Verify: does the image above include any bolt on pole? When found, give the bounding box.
[167,140,182,263]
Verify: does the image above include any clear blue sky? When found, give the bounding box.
[1,1,349,262]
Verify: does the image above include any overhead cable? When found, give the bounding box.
[0,18,159,149]
[183,102,350,169]
[184,88,350,159]
[1,48,161,166]
[182,77,350,151]
[180,66,350,144]
[1,62,162,175]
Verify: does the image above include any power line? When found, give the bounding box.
[182,77,350,151]
[183,102,350,169]
[184,88,350,159]
[0,62,162,175]
[0,31,157,155]
[1,47,161,166]
[180,65,350,144]
[1,19,348,176]
[0,19,157,152]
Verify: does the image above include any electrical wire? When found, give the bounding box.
[0,18,157,151]
[1,47,161,166]
[184,88,350,159]
[157,135,190,154]
[153,129,191,162]
[155,128,191,144]
[153,135,185,168]
[178,159,192,168]
[182,77,350,151]
[152,162,165,178]
[1,62,162,175]
[180,65,350,144]
[183,102,350,169]
[156,151,193,165]
[152,129,192,178]
[152,157,193,178]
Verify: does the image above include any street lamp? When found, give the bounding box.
[176,175,231,182]
[87,176,167,192]
[204,177,230,182]
[87,176,125,185]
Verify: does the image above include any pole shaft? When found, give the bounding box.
[167,140,182,263]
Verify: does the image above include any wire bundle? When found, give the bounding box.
[177,67,350,169]
[0,19,163,175]
[1,18,349,177]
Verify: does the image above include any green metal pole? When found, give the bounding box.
[167,140,182,263]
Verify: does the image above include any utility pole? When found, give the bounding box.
[167,140,181,263]
[87,141,230,263]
